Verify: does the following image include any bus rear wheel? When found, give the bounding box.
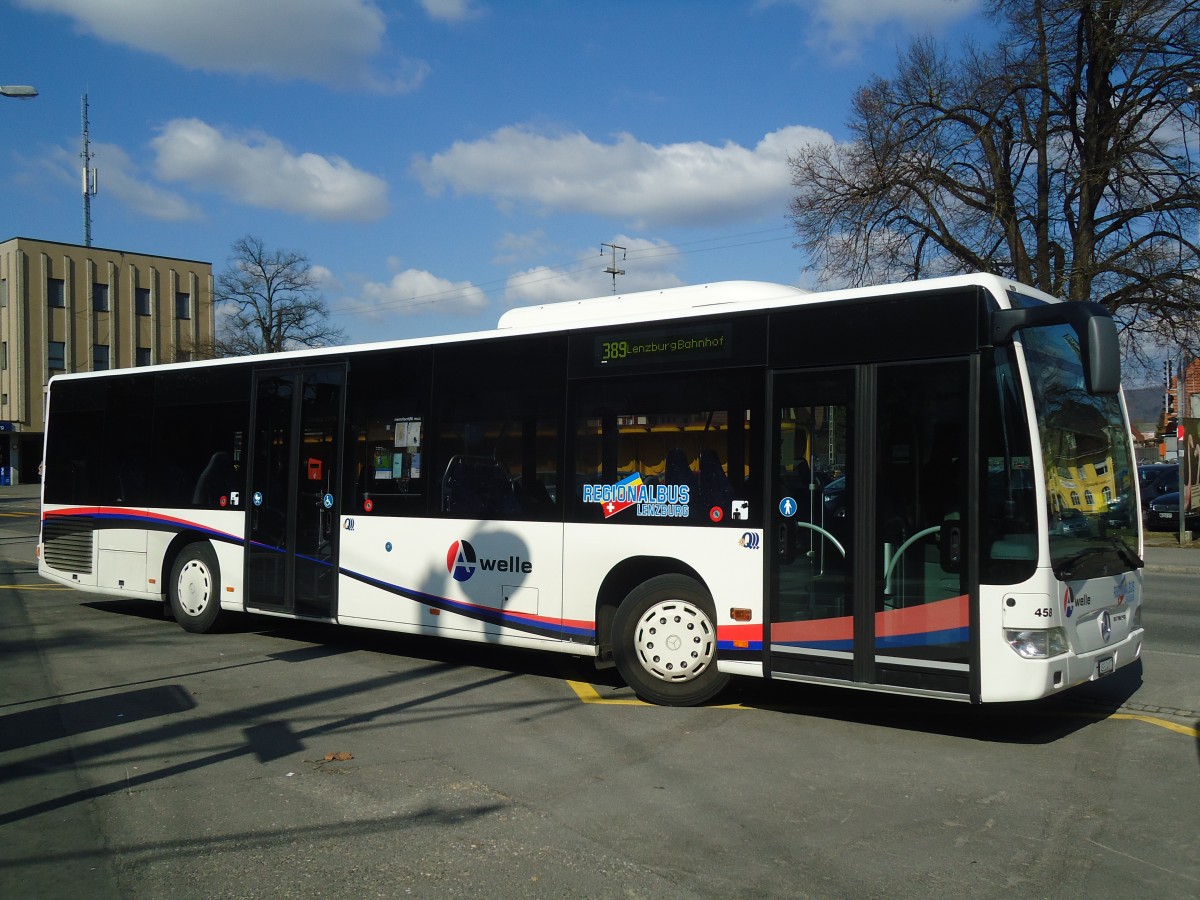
[169,543,222,634]
[612,574,728,706]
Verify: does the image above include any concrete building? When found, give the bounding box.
[0,237,215,484]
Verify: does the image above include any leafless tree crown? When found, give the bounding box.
[790,0,1200,354]
[214,235,346,356]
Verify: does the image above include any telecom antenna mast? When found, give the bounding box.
[81,94,98,247]
[602,242,625,294]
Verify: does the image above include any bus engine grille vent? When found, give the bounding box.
[43,516,95,574]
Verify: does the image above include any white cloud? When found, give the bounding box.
[492,229,548,265]
[414,125,832,229]
[760,0,981,59]
[504,235,684,307]
[358,268,489,318]
[42,141,201,222]
[151,118,389,221]
[17,0,427,91]
[89,142,204,222]
[418,0,485,24]
[310,265,344,293]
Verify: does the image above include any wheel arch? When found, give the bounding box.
[594,555,709,660]
[159,531,221,598]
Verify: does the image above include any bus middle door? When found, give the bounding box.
[246,365,346,619]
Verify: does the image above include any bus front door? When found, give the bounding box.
[246,366,346,619]
[769,360,975,697]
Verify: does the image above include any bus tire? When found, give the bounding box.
[169,543,222,634]
[612,574,729,706]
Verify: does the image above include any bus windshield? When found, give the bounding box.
[1015,302,1140,579]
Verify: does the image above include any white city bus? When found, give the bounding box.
[39,275,1144,705]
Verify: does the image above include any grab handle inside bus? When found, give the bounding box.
[990,301,1119,395]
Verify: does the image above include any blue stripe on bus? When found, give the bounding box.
[340,566,596,643]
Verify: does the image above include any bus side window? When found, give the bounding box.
[344,349,432,517]
[570,370,757,527]
[431,335,566,522]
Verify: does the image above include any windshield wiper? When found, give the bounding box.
[1108,536,1144,571]
[1054,539,1144,580]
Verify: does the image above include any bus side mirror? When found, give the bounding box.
[940,515,963,573]
[990,301,1119,395]
[1083,312,1119,395]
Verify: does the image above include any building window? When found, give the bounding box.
[48,341,66,370]
[92,283,109,312]
[136,287,151,316]
[176,349,192,363]
[93,345,110,371]
[136,347,152,367]
[0,278,7,307]
[48,278,65,308]
[175,291,191,319]
[2,342,7,370]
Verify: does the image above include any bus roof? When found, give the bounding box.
[496,273,1054,331]
[496,280,809,329]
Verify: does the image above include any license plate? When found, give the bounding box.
[1158,512,1172,519]
[1098,656,1114,676]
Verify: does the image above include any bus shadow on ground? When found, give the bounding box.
[82,596,605,689]
[81,596,1149,747]
[726,660,1147,745]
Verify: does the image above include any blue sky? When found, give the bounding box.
[1,0,985,344]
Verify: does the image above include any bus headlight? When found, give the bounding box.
[1006,627,1069,659]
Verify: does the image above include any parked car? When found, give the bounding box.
[1138,463,1178,512]
[822,475,847,523]
[1145,491,1200,532]
[1051,507,1092,537]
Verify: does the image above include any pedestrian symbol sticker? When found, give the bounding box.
[779,497,797,517]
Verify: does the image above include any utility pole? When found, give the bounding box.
[81,94,97,247]
[602,242,625,294]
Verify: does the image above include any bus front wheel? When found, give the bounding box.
[169,543,222,634]
[613,574,729,706]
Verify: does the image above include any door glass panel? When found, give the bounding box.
[248,374,293,609]
[873,361,969,666]
[294,369,342,617]
[247,367,343,617]
[771,371,855,668]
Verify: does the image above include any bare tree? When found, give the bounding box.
[215,235,346,355]
[789,0,1200,357]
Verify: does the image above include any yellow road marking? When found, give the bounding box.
[567,680,647,705]
[1105,712,1199,738]
[566,679,747,709]
[0,583,69,590]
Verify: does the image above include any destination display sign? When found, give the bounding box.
[594,323,732,368]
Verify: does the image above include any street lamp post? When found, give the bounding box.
[0,85,38,99]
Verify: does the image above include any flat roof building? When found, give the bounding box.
[0,237,214,484]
